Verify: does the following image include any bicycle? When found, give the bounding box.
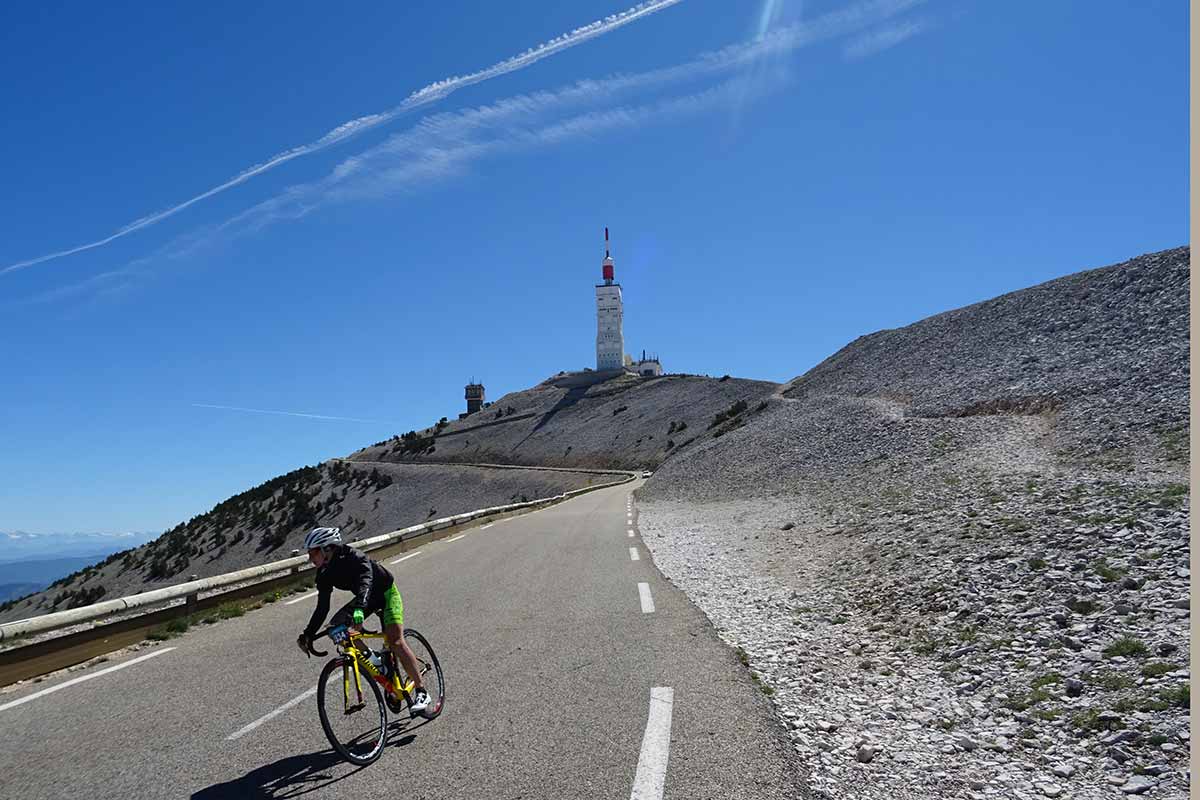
[303,621,445,765]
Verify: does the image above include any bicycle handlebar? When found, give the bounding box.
[303,623,383,658]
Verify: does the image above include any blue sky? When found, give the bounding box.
[1,0,1187,535]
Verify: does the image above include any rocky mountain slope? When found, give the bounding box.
[349,372,778,470]
[0,461,605,623]
[638,246,1190,799]
[2,372,777,623]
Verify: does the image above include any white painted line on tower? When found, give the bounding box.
[388,552,420,565]
[227,687,318,740]
[638,583,655,613]
[0,648,176,712]
[629,547,640,561]
[629,687,674,799]
[444,534,466,543]
[284,590,319,605]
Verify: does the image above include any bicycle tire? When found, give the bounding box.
[316,656,388,765]
[404,628,445,719]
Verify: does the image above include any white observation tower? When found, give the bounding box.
[595,227,625,371]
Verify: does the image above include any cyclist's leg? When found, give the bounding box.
[329,599,359,628]
[381,585,424,691]
[385,623,425,691]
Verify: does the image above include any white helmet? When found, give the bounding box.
[304,526,342,550]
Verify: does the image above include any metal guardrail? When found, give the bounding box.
[0,468,637,646]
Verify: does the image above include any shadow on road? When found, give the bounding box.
[193,719,431,799]
[191,748,362,799]
[196,719,436,800]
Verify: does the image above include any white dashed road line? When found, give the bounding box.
[480,523,494,530]
[0,648,176,712]
[628,530,635,538]
[388,552,420,565]
[637,582,655,613]
[284,590,318,605]
[630,687,674,799]
[629,547,640,561]
[444,534,466,543]
[227,687,317,740]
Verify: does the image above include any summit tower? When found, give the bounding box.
[595,227,625,371]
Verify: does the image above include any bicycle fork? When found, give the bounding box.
[343,657,366,715]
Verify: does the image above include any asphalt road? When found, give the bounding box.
[0,480,807,799]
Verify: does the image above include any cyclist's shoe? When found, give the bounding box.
[409,688,431,716]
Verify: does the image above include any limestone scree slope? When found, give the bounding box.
[637,246,1190,799]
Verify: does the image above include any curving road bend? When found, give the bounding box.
[0,480,806,799]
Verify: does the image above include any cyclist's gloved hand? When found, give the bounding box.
[352,608,365,626]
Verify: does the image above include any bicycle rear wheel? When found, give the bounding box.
[316,656,388,765]
[404,629,445,719]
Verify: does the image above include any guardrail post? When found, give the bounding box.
[185,592,198,617]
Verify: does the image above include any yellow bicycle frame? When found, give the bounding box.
[338,629,415,711]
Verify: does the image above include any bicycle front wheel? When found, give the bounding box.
[404,629,445,719]
[316,656,388,765]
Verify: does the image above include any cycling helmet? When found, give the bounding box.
[304,526,342,550]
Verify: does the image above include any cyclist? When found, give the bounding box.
[295,526,431,715]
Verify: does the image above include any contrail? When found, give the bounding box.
[2,0,687,276]
[192,403,392,424]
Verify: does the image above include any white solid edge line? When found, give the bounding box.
[388,552,420,565]
[444,533,466,543]
[630,687,674,799]
[228,686,318,740]
[638,582,655,613]
[284,590,319,605]
[629,547,640,561]
[0,647,176,712]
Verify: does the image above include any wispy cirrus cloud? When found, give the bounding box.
[197,0,933,237]
[0,0,689,276]
[17,0,936,307]
[844,17,930,60]
[191,403,393,424]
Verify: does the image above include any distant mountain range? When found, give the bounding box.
[0,532,161,607]
[0,530,159,563]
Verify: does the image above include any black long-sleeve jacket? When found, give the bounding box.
[303,544,395,637]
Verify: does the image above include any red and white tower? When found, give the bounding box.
[595,227,625,371]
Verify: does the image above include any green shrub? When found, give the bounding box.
[1067,598,1097,615]
[1086,670,1134,690]
[1160,683,1189,708]
[1141,662,1177,677]
[1092,559,1126,582]
[217,602,245,620]
[1031,672,1062,689]
[1103,637,1147,658]
[709,399,749,429]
